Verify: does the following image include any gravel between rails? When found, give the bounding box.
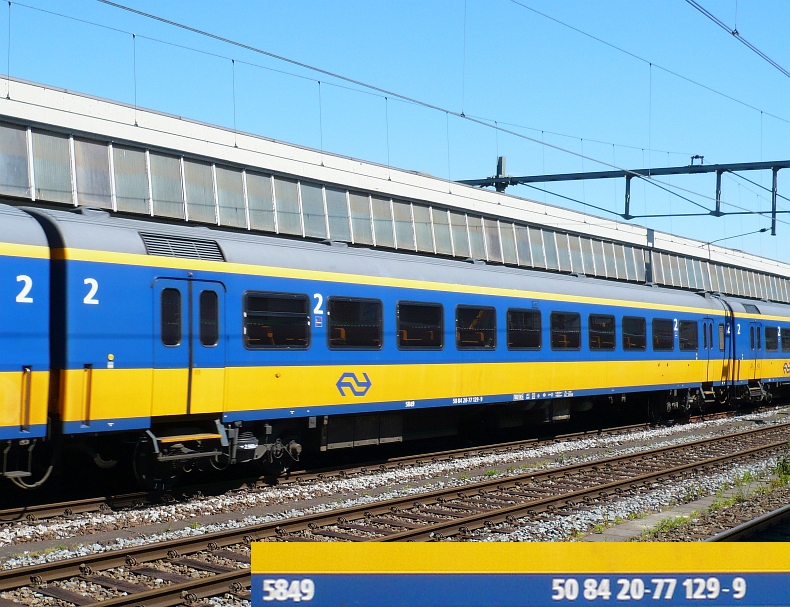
[0,409,787,570]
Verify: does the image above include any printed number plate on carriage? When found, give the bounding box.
[252,543,790,607]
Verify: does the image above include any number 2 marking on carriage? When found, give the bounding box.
[83,278,99,304]
[313,293,324,314]
[15,275,33,303]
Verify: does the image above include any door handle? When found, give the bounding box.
[20,366,32,431]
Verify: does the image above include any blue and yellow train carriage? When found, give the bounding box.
[18,206,790,485]
[0,204,49,485]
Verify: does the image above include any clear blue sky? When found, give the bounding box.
[7,1,790,262]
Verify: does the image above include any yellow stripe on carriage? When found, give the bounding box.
[54,358,766,423]
[0,242,49,260]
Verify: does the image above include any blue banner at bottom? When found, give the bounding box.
[251,573,790,607]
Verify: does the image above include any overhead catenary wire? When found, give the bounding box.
[685,0,790,79]
[507,0,790,126]
[91,0,763,220]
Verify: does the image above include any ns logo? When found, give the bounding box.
[336,372,372,397]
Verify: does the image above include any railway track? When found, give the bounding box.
[1,407,768,525]
[1,422,788,606]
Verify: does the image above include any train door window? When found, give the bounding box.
[456,306,496,349]
[709,324,713,350]
[765,327,779,352]
[397,303,443,349]
[161,288,182,346]
[750,326,755,350]
[328,298,382,349]
[550,312,581,350]
[507,309,541,350]
[703,324,707,350]
[588,314,615,350]
[679,321,698,351]
[757,327,762,350]
[199,291,219,347]
[244,292,310,349]
[652,319,674,351]
[782,328,790,352]
[718,323,725,351]
[622,316,646,350]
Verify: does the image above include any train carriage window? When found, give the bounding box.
[750,326,755,350]
[782,329,790,352]
[652,318,674,351]
[622,316,646,350]
[328,298,382,349]
[456,306,496,350]
[199,291,219,347]
[397,303,443,349]
[718,323,725,351]
[161,288,182,346]
[507,309,541,350]
[588,314,615,350]
[679,321,698,351]
[765,327,779,352]
[551,312,581,350]
[244,292,310,349]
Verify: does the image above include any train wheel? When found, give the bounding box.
[132,436,181,491]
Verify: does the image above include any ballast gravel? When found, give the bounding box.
[480,457,779,542]
[1,409,787,569]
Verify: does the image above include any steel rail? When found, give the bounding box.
[80,569,250,607]
[706,503,790,542]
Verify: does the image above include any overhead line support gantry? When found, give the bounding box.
[459,158,789,235]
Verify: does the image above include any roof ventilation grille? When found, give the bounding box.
[139,233,225,262]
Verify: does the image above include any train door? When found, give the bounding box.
[748,321,763,381]
[702,317,715,382]
[717,319,732,384]
[152,279,226,417]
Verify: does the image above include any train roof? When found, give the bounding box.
[25,205,732,313]
[0,203,48,248]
